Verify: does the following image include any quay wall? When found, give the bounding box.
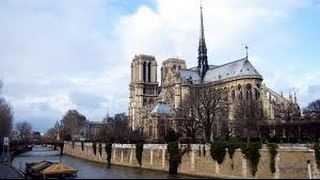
[63,142,320,179]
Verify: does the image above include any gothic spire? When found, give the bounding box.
[198,0,208,80]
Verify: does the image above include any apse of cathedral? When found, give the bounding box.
[128,4,300,141]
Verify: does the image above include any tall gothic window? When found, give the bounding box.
[255,89,261,100]
[246,83,252,100]
[143,62,147,82]
[239,91,243,100]
[231,90,235,100]
[148,62,151,83]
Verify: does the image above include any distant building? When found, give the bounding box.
[79,121,107,141]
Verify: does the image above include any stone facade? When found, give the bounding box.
[63,142,320,179]
[128,5,300,141]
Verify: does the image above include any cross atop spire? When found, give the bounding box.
[198,0,209,81]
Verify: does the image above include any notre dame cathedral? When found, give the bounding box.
[128,4,300,141]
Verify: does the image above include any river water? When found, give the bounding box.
[11,145,198,179]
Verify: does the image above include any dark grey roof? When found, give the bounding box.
[151,103,175,115]
[176,58,262,84]
[179,69,201,84]
[203,58,262,82]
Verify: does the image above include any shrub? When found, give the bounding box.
[81,141,84,151]
[210,141,227,164]
[227,139,241,159]
[136,142,144,166]
[105,142,112,168]
[167,142,181,175]
[98,143,102,156]
[268,143,278,173]
[241,142,262,176]
[92,142,97,155]
[314,143,320,169]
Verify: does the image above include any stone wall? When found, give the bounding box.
[63,142,320,179]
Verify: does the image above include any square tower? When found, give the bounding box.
[129,54,158,131]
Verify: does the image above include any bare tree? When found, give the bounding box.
[196,86,229,142]
[176,85,228,142]
[0,97,13,138]
[233,98,265,143]
[15,121,32,140]
[274,101,301,123]
[303,99,320,121]
[44,128,56,139]
[176,92,203,142]
[61,110,87,141]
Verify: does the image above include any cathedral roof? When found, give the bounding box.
[151,103,175,115]
[204,58,262,82]
[179,69,201,84]
[177,58,262,84]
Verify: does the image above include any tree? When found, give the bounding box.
[0,98,13,139]
[61,110,87,141]
[0,81,13,139]
[176,92,203,142]
[303,99,320,121]
[274,101,301,123]
[44,128,56,139]
[179,85,228,142]
[97,113,146,143]
[233,98,266,143]
[15,121,32,140]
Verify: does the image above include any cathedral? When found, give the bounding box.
[128,4,299,141]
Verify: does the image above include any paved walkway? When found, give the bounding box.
[0,164,23,179]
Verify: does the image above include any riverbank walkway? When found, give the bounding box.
[0,164,23,179]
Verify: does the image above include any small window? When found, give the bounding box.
[232,90,235,100]
[246,83,252,90]
[255,89,260,100]
[239,91,243,100]
[237,84,242,90]
[257,83,261,89]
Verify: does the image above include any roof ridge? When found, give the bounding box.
[211,57,247,70]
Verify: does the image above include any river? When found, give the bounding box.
[11,145,198,179]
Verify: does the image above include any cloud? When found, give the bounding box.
[0,0,317,132]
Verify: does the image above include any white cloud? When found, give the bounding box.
[0,0,317,132]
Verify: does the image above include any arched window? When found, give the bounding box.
[148,62,151,83]
[143,62,147,82]
[255,89,260,100]
[239,91,243,100]
[246,83,252,100]
[237,84,242,90]
[231,90,235,100]
[173,65,176,70]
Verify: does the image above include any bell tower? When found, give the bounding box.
[129,54,158,131]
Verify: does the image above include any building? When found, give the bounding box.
[128,4,300,141]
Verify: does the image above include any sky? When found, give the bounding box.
[0,0,319,133]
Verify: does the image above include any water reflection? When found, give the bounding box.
[11,145,197,179]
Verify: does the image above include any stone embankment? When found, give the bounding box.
[64,142,320,179]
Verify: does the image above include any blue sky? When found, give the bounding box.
[0,0,319,133]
